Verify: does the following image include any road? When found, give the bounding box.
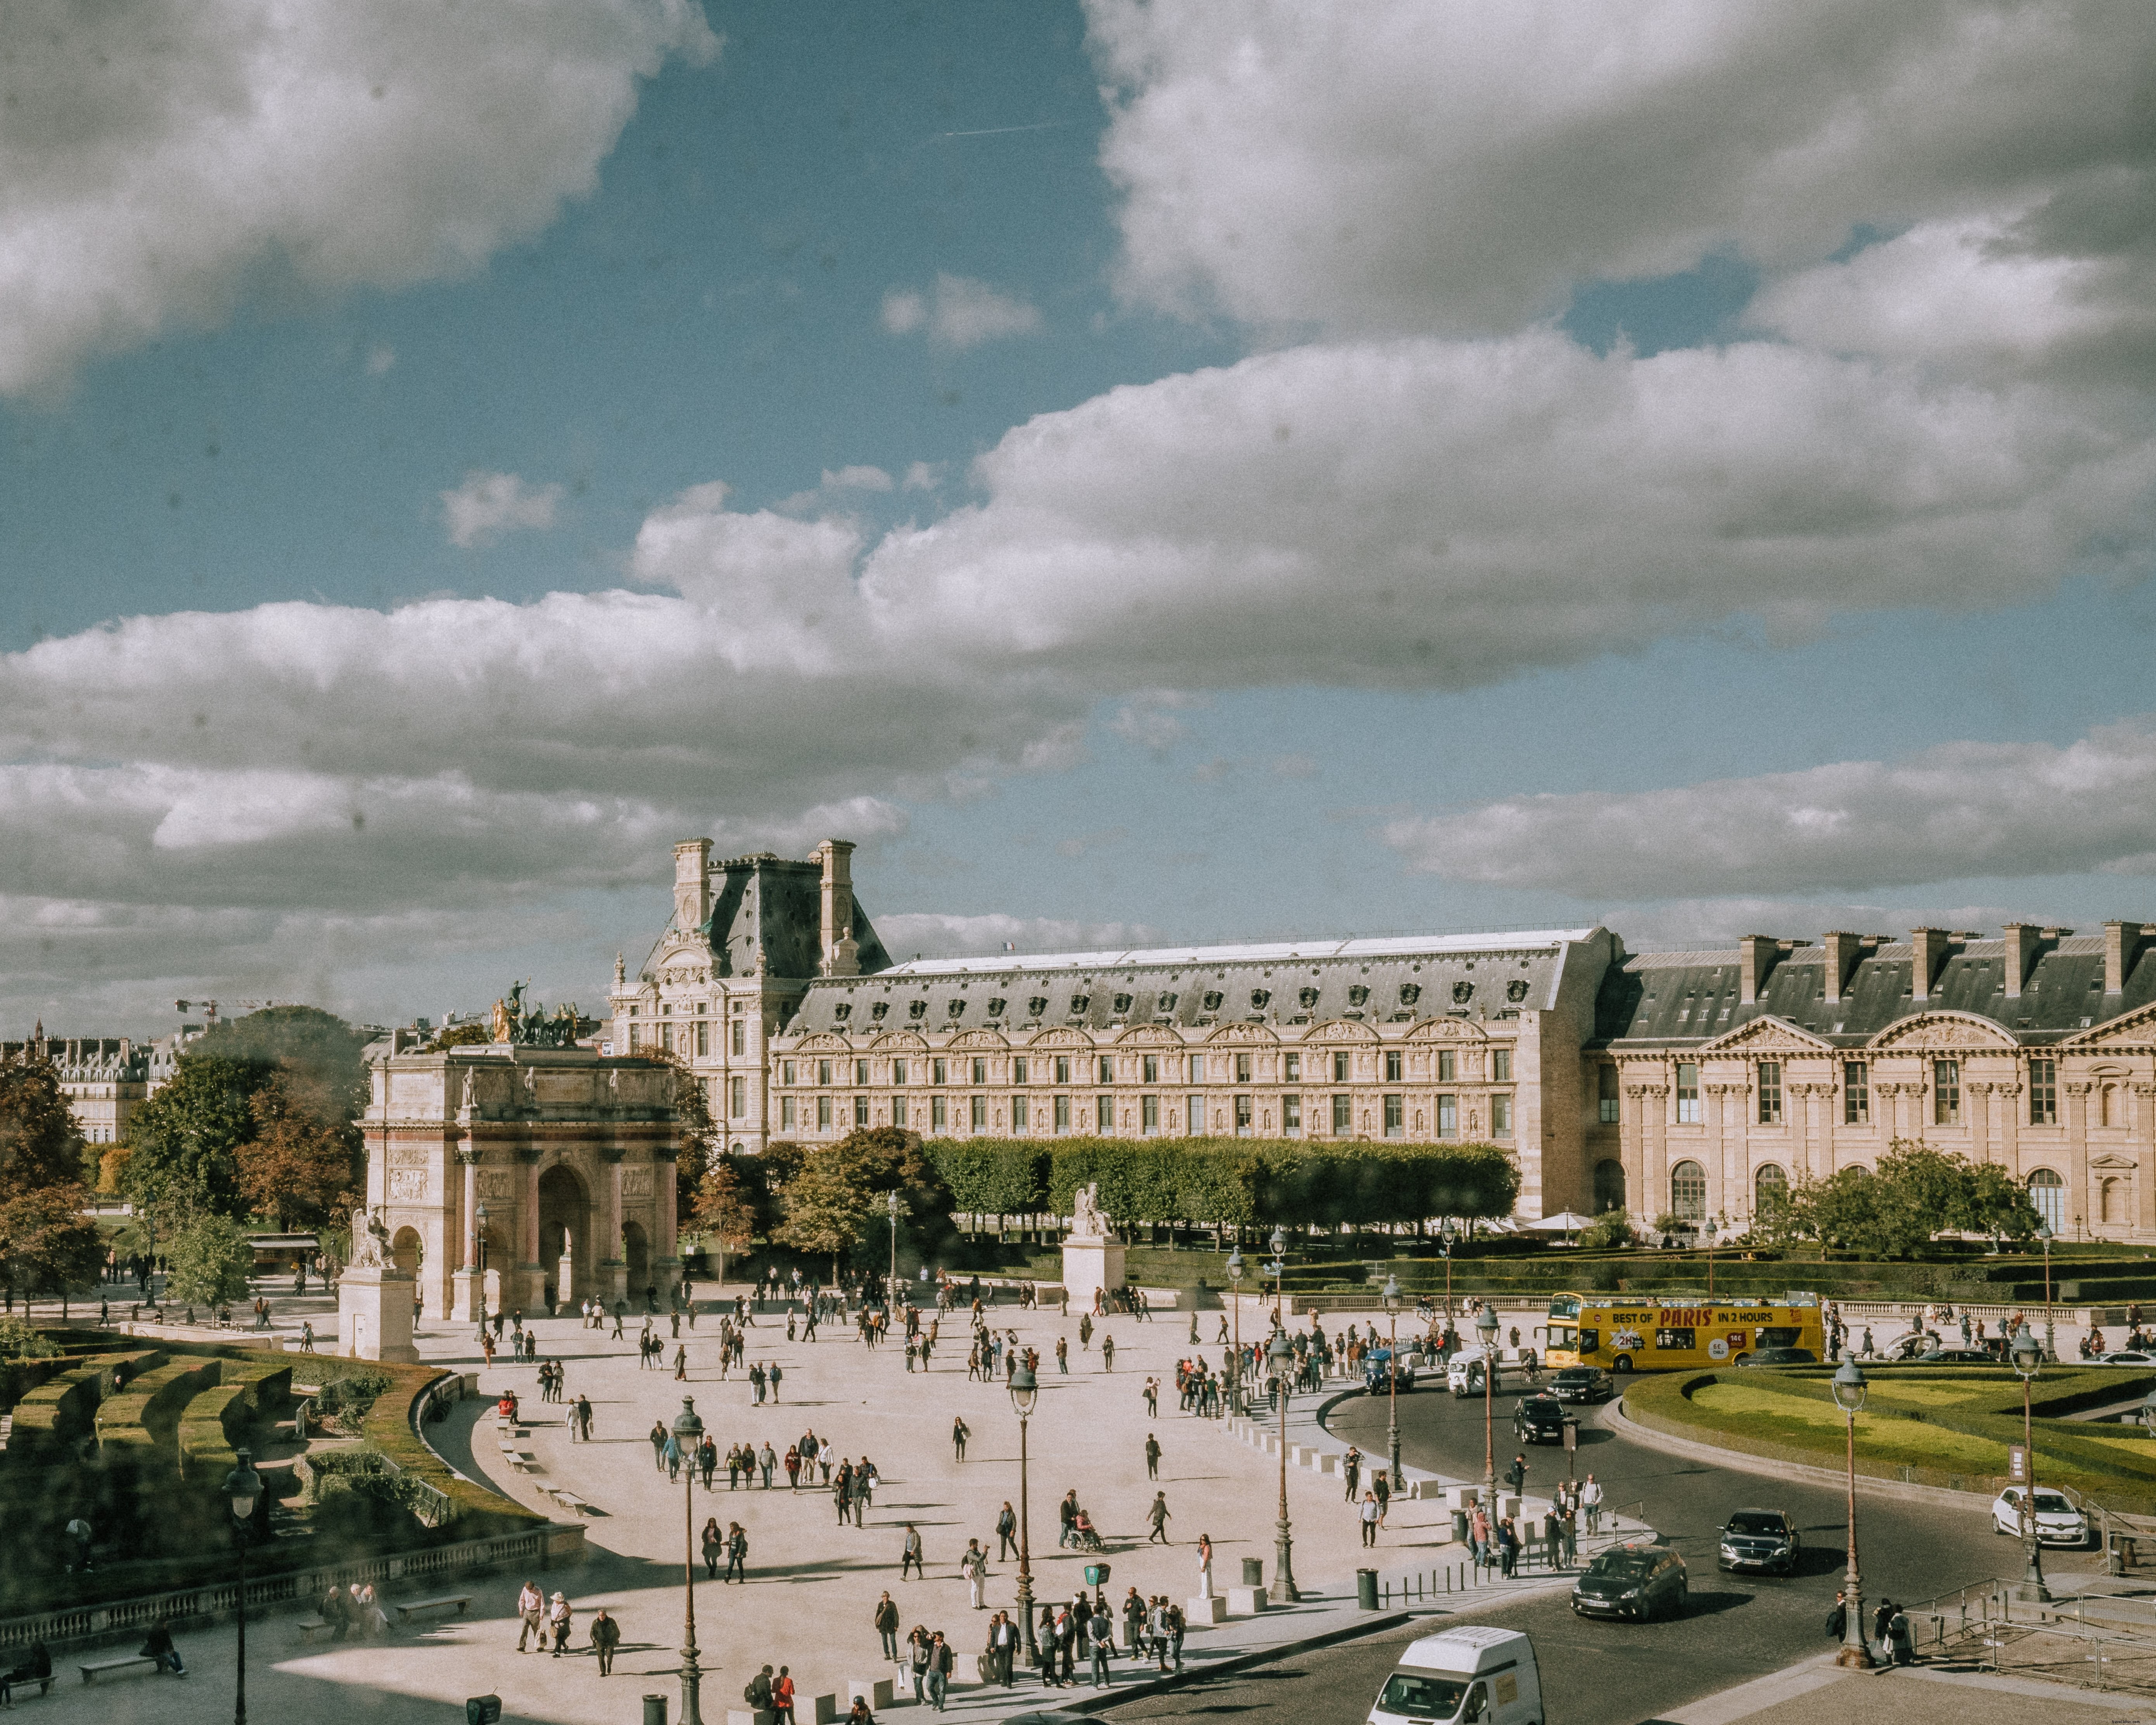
[1100,1375,2102,1725]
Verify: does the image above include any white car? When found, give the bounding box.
[1992,1486,2090,1547]
[2093,1351,2156,1365]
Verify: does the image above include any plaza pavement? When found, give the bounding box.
[41,1284,1627,1725]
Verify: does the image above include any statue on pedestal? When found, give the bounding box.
[349,1206,391,1270]
[1071,1181,1115,1241]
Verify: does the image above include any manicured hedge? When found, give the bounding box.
[175,1362,292,1480]
[96,1357,220,1456]
[922,1136,1520,1228]
[7,1351,163,1462]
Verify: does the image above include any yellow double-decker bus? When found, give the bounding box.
[1540,1292,1824,1374]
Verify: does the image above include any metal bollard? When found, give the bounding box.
[1358,1569,1379,1610]
[643,1696,667,1725]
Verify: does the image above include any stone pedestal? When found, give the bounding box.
[338,1266,420,1363]
[1060,1234,1126,1311]
[1186,1594,1226,1624]
[1228,1585,1268,1614]
[450,1266,484,1325]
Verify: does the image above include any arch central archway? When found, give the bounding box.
[539,1164,591,1305]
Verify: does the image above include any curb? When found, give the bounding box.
[1600,1398,1996,1514]
[1029,1607,1420,1716]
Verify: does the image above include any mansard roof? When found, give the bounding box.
[641,851,890,982]
[781,927,1611,1039]
[1596,932,2156,1051]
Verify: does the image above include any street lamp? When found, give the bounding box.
[475,1202,491,1328]
[1267,1331,1298,1602]
[1704,1216,1717,1299]
[1382,1275,1402,1491]
[1829,1354,1872,1669]
[1476,1303,1500,1517]
[1226,1247,1244,1417]
[1268,1226,1287,1331]
[672,1398,707,1725]
[1440,1224,1458,1320]
[2037,1223,2056,1361]
[1010,1362,1038,1658]
[223,1449,263,1725]
[887,1189,901,1313]
[2142,1384,2156,1436]
[2011,1329,2051,1602]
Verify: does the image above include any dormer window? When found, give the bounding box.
[1203,991,1224,1010]
[1452,980,1474,1004]
[947,1000,965,1018]
[832,1003,851,1021]
[1298,986,1319,1010]
[1250,989,1270,1009]
[987,998,1006,1017]
[1506,979,1528,1003]
[871,1002,889,1020]
[1347,985,1369,1007]
[1068,994,1090,1015]
[1155,992,1178,1014]
[1028,996,1048,1018]
[1398,983,1420,1005]
[909,1000,927,1019]
[1113,993,1132,1014]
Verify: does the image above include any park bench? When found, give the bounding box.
[548,1487,593,1514]
[391,1594,471,1625]
[294,1615,332,1642]
[507,1450,539,1472]
[78,1655,161,1684]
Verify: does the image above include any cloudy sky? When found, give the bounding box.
[5,0,2156,1035]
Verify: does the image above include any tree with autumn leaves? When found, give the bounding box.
[0,1051,106,1311]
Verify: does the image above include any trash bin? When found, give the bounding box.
[1452,1509,1470,1544]
[1241,1557,1265,1588]
[643,1695,667,1725]
[1357,1568,1379,1610]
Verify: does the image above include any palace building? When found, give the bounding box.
[609,837,2156,1241]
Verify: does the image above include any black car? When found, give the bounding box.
[1737,1346,1819,1367]
[1719,1509,1800,1574]
[1363,1348,1418,1395]
[1912,1347,2000,1366]
[1572,1542,1687,1620]
[1550,1366,1614,1404]
[1512,1395,1567,1445]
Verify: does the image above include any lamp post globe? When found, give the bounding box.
[2035,1223,2056,1360]
[1267,1331,1298,1601]
[1381,1275,1403,1490]
[1828,1355,1873,1668]
[1009,1362,1038,1654]
[672,1397,706,1725]
[2141,1384,2156,1435]
[1476,1303,1501,1512]
[223,1449,264,1725]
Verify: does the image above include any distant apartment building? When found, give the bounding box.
[3,1025,206,1147]
[610,837,2156,1240]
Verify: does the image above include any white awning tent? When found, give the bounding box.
[1527,1211,1596,1234]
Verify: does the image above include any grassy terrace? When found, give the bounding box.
[1624,1362,2156,1509]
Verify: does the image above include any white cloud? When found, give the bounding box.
[1381,718,2156,899]
[366,343,397,376]
[902,462,944,491]
[882,273,1041,348]
[823,465,895,492]
[875,912,1163,961]
[0,0,717,396]
[1090,1,2156,342]
[1589,897,2015,953]
[441,471,565,548]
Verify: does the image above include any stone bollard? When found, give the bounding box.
[725,1712,775,1725]
[1187,1595,1227,1625]
[1228,1585,1269,1614]
[950,1653,984,1685]
[810,1696,839,1724]
[847,1679,894,1712]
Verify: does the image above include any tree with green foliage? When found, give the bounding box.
[237,1073,363,1230]
[1578,1209,1636,1250]
[195,1005,369,1119]
[1772,1139,2044,1256]
[692,1159,757,1286]
[119,1053,269,1220]
[167,1214,256,1307]
[1,1185,105,1317]
[773,1154,876,1277]
[649,1050,719,1225]
[0,1314,59,1359]
[0,1051,104,1313]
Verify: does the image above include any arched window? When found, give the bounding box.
[1754,1163,1789,1214]
[2027,1167,2065,1233]
[1593,1159,1627,1216]
[1670,1160,1707,1222]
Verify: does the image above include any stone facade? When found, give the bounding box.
[361,1045,679,1321]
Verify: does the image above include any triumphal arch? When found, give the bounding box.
[351,1040,680,1340]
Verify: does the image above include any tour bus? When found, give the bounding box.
[1539,1292,1823,1374]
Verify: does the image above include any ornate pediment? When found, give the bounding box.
[1867,1011,2019,1052]
[790,1031,852,1054]
[1113,1023,1184,1046]
[867,1029,928,1052]
[1023,1026,1095,1048]
[1205,1021,1280,1045]
[2063,1001,2156,1051]
[1307,1018,1381,1043]
[1405,1017,1490,1043]
[2091,1152,2139,1170]
[946,1028,1011,1051]
[1698,1015,1834,1055]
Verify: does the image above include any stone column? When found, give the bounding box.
[516,1149,545,1313]
[2066,1082,2095,1236]
[450,1148,483,1324]
[2136,1085,2156,1239]
[653,1145,682,1301]
[598,1147,627,1303]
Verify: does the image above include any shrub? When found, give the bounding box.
[0,1315,58,1360]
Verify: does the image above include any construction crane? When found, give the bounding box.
[175,998,278,1023]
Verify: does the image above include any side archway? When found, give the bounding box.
[1592,1159,1627,1216]
[539,1163,591,1304]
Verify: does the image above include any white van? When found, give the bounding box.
[1448,1347,1504,1397]
[1368,1626,1543,1725]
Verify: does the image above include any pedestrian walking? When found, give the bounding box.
[900,1522,925,1580]
[725,1522,748,1582]
[760,1441,777,1487]
[1360,1490,1380,1547]
[702,1517,722,1579]
[548,1592,572,1656]
[1342,1445,1362,1501]
[1101,1334,1115,1371]
[1146,1491,1171,1544]
[964,1540,987,1609]
[927,1632,953,1711]
[516,1580,544,1652]
[875,1592,901,1661]
[1581,1474,1603,1536]
[1144,1433,1161,1479]
[649,1420,668,1471]
[590,1609,620,1677]
[952,1415,970,1460]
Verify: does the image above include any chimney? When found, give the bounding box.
[2002,923,2043,997]
[1910,927,1953,1001]
[673,839,712,935]
[1738,934,1780,1004]
[815,839,859,977]
[2106,920,2145,996]
[1820,931,1864,1003]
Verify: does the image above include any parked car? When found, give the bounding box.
[1364,1348,1420,1395]
[2094,1351,2156,1365]
[1718,1509,1800,1574]
[1549,1366,1614,1404]
[1992,1486,2090,1547]
[1449,1348,1499,1397]
[1737,1347,1819,1367]
[1512,1395,1568,1445]
[1911,1346,2000,1365]
[1571,1542,1687,1621]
